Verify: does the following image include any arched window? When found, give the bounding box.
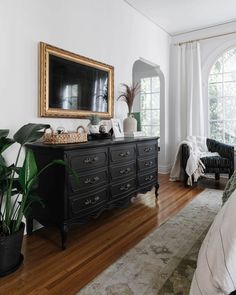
[140,76,160,136]
[208,48,236,144]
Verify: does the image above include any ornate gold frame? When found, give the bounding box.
[39,42,114,118]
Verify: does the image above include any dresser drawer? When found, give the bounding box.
[138,157,157,171]
[111,178,136,198]
[137,141,157,157]
[110,144,136,163]
[69,188,109,216]
[110,162,136,180]
[66,148,108,171]
[138,170,157,186]
[68,169,108,195]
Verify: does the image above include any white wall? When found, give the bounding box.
[170,22,236,166]
[132,59,170,173]
[0,0,170,169]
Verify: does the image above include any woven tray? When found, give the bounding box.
[43,126,87,144]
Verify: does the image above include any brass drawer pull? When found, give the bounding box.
[119,167,131,175]
[119,151,130,157]
[84,156,99,164]
[144,147,153,152]
[144,161,153,167]
[84,176,100,184]
[120,183,131,191]
[91,196,100,204]
[84,195,100,205]
[84,199,91,205]
[145,175,154,181]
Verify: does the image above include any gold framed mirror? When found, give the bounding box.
[39,42,114,119]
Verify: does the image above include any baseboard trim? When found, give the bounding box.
[159,164,171,174]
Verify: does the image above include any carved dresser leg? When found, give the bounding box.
[60,224,69,250]
[155,183,159,199]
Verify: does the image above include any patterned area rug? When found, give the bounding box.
[157,229,207,294]
[79,189,223,295]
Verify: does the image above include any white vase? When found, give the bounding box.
[123,115,137,132]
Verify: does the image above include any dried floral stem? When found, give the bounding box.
[117,83,140,115]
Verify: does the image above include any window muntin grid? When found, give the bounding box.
[140,77,160,137]
[208,48,236,145]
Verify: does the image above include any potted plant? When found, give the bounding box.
[117,83,140,132]
[88,115,101,134]
[0,123,66,276]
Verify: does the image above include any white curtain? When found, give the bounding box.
[172,41,205,149]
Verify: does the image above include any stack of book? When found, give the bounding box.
[124,131,146,138]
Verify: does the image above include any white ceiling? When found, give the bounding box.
[125,0,236,35]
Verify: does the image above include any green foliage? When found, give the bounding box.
[13,123,50,145]
[0,123,71,236]
[0,130,10,138]
[88,115,101,125]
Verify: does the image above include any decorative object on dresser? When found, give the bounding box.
[87,120,111,140]
[39,42,114,119]
[43,126,87,144]
[26,137,159,250]
[111,118,124,138]
[99,124,108,134]
[124,131,146,138]
[88,114,101,134]
[117,83,140,132]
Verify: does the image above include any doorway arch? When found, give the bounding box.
[132,58,168,173]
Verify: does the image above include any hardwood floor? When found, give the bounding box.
[0,174,226,295]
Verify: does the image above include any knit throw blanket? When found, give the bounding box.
[170,136,219,185]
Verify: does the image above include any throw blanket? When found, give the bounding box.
[170,136,219,185]
[190,189,236,294]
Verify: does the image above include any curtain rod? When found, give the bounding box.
[174,30,236,46]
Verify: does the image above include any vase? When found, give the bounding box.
[123,115,137,132]
[0,222,24,277]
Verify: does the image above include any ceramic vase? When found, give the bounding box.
[0,222,24,277]
[123,115,137,132]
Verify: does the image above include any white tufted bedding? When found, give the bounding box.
[190,189,236,295]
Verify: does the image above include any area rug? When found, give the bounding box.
[79,189,223,295]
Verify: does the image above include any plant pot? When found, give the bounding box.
[123,115,137,132]
[0,222,24,277]
[89,124,100,134]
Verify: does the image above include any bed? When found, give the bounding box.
[190,172,236,295]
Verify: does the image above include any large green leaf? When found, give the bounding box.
[19,149,38,192]
[0,129,9,138]
[0,154,5,166]
[0,156,8,190]
[0,137,15,154]
[13,123,50,145]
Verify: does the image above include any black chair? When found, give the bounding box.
[181,138,234,187]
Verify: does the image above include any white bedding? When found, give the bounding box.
[190,189,236,294]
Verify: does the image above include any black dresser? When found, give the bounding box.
[27,137,159,249]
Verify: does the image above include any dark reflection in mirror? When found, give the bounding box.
[49,55,108,112]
